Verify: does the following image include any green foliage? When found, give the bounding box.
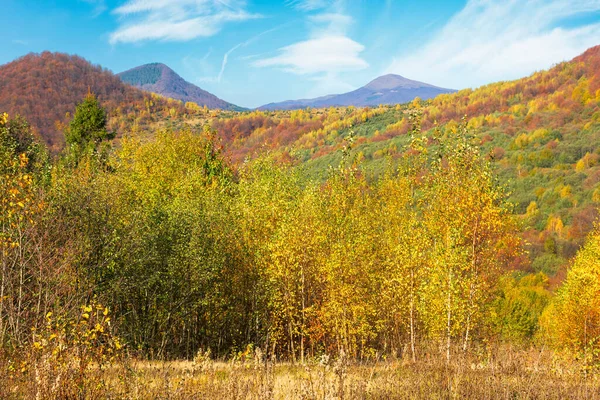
[65,93,114,165]
[491,272,551,343]
[50,126,248,357]
[532,253,566,276]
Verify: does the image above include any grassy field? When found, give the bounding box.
[4,348,600,399]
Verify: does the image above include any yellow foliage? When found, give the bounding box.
[571,77,591,104]
[593,188,600,203]
[514,133,530,148]
[526,201,539,216]
[541,227,600,363]
[546,215,564,236]
[23,301,124,397]
[559,185,572,198]
[530,128,548,141]
[509,104,526,115]
[385,119,406,133]
[185,101,201,111]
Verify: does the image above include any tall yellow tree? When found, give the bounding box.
[419,120,519,361]
[0,113,44,345]
[377,168,429,361]
[541,226,600,368]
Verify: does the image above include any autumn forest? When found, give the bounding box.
[2,43,600,398]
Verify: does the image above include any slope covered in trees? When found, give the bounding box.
[4,45,589,278]
[118,63,245,111]
[187,45,600,279]
[0,52,191,152]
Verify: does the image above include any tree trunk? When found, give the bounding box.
[289,319,296,363]
[410,269,416,362]
[464,219,480,353]
[446,268,452,364]
[300,264,305,364]
[0,256,6,344]
[16,227,24,344]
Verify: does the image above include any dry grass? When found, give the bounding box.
[3,347,600,399]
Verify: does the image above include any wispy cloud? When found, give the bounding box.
[80,0,107,17]
[109,0,260,44]
[308,12,352,36]
[285,0,330,11]
[12,39,28,46]
[217,25,283,82]
[253,7,367,76]
[386,0,600,89]
[253,35,367,74]
[190,25,283,84]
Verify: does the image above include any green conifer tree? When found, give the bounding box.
[65,93,114,165]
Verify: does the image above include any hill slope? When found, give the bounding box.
[118,63,244,111]
[203,45,600,278]
[259,74,456,110]
[0,52,186,151]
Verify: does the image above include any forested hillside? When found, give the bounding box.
[0,52,192,152]
[195,45,600,278]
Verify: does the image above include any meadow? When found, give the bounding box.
[4,346,600,399]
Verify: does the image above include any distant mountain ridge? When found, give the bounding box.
[118,63,245,111]
[259,74,456,110]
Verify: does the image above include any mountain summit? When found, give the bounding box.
[364,74,440,91]
[259,74,456,110]
[118,63,244,111]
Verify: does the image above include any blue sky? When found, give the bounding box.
[2,0,600,108]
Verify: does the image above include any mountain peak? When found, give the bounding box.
[364,74,438,91]
[118,63,244,111]
[118,63,169,86]
[259,73,456,110]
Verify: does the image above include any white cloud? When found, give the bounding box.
[253,4,367,76]
[386,0,600,89]
[109,0,260,44]
[253,35,367,74]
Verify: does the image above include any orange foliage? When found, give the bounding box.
[0,52,187,152]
